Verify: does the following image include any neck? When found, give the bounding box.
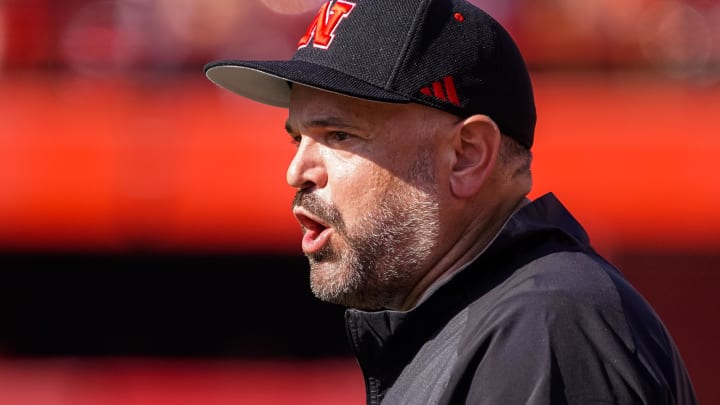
[397,194,527,311]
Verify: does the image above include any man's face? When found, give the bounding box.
[285,85,453,310]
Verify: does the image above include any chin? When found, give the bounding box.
[309,261,373,307]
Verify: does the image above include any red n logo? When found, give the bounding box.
[297,1,356,50]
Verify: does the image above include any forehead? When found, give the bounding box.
[287,85,445,132]
[289,85,400,124]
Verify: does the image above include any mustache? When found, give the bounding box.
[292,191,346,232]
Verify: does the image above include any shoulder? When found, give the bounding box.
[474,250,628,328]
[458,250,648,369]
[455,251,689,404]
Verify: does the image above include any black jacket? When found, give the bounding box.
[345,194,697,404]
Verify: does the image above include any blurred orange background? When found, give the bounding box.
[0,0,718,403]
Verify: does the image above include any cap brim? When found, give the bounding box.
[204,60,412,107]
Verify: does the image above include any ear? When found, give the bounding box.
[449,115,501,198]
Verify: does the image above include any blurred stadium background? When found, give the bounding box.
[0,0,718,403]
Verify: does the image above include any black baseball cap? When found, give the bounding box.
[204,0,536,148]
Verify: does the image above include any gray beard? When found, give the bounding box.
[295,150,440,310]
[307,188,440,310]
[293,167,439,310]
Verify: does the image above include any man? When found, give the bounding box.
[205,0,697,403]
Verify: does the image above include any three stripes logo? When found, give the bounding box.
[420,76,461,106]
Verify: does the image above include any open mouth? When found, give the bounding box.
[293,208,334,254]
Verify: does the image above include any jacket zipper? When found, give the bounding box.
[347,312,381,404]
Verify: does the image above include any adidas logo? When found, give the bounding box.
[420,76,460,106]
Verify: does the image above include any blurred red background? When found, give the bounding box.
[0,0,718,403]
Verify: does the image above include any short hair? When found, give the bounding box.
[499,134,532,179]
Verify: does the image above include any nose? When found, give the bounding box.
[286,137,327,191]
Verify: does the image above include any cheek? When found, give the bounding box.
[329,159,392,212]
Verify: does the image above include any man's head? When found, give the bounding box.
[286,84,531,309]
[205,0,535,309]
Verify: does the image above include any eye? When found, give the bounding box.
[290,134,302,146]
[328,131,351,142]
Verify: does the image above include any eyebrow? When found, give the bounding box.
[285,117,359,135]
